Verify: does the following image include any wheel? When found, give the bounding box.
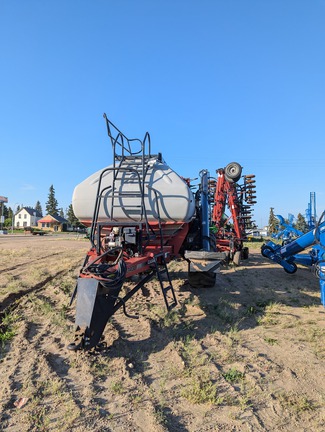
[241,247,249,260]
[284,263,297,274]
[261,245,273,258]
[188,271,216,288]
[224,162,242,183]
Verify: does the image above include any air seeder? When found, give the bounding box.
[68,115,256,351]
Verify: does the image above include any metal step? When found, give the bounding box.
[152,253,177,311]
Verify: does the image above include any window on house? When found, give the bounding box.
[24,214,27,218]
[19,214,21,219]
[42,223,45,228]
[23,222,27,227]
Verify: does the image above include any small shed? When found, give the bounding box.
[37,214,68,232]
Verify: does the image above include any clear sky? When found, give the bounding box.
[1,1,324,227]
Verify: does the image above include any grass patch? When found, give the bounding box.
[1,278,23,295]
[90,358,111,379]
[264,337,278,345]
[181,375,222,404]
[227,325,241,345]
[222,367,245,383]
[153,405,168,425]
[0,326,16,346]
[27,401,50,431]
[59,279,75,296]
[35,298,54,315]
[176,334,209,372]
[24,378,80,431]
[203,298,238,324]
[0,311,18,347]
[277,391,316,413]
[111,380,125,395]
[162,309,180,327]
[257,302,282,326]
[148,305,181,328]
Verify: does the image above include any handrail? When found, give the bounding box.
[147,185,164,251]
[103,113,151,157]
[88,114,157,253]
[89,166,147,251]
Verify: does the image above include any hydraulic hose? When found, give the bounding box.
[82,247,127,292]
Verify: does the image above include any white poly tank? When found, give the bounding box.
[72,156,195,225]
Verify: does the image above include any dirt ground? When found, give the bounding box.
[0,234,325,432]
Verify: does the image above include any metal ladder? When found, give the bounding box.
[151,252,177,311]
[110,159,146,222]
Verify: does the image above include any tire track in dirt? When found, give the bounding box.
[0,266,160,431]
[98,301,225,431]
[0,269,70,316]
[0,252,62,273]
[0,259,82,318]
[81,315,168,431]
[0,319,82,431]
[0,268,83,430]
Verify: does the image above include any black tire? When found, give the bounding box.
[188,271,216,288]
[241,247,249,260]
[224,162,242,183]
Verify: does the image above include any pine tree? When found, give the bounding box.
[66,204,79,227]
[59,208,65,218]
[295,213,308,234]
[45,185,59,215]
[35,200,43,216]
[268,207,278,235]
[7,207,13,220]
[2,204,9,219]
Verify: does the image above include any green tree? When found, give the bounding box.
[7,206,13,220]
[2,204,9,219]
[268,207,278,235]
[4,206,13,228]
[295,213,308,234]
[35,200,43,216]
[66,204,79,227]
[45,185,59,215]
[59,208,65,218]
[4,218,12,227]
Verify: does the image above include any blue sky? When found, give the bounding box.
[1,1,324,227]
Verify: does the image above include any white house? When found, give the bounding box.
[14,207,42,228]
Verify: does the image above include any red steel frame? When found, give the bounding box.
[212,169,245,253]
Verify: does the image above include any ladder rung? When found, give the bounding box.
[112,192,142,196]
[158,268,167,274]
[112,204,142,208]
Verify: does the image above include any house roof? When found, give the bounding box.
[18,207,42,217]
[38,214,68,224]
